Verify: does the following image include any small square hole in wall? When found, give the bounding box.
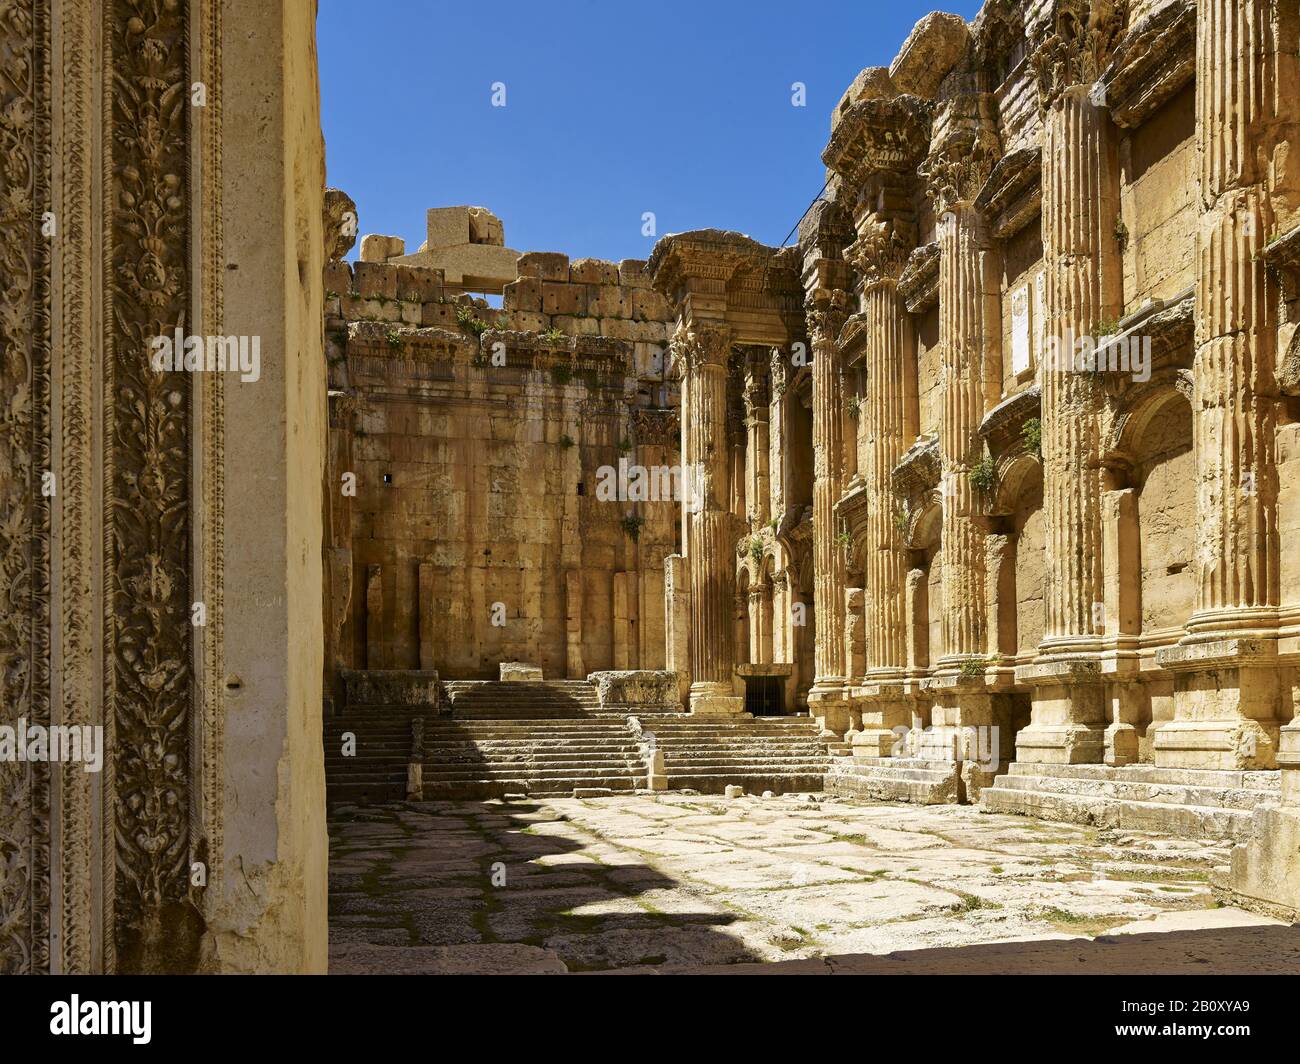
[577,482,585,496]
[382,472,393,486]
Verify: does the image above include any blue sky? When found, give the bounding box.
[319,0,983,265]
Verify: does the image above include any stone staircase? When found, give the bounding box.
[324,704,440,804]
[979,762,1282,840]
[441,680,602,719]
[825,756,962,804]
[642,717,832,795]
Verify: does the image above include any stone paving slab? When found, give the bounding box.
[328,792,1287,974]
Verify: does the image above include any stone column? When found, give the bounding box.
[851,219,918,755]
[663,554,691,705]
[744,367,771,525]
[1154,0,1286,769]
[807,299,852,733]
[1016,81,1120,764]
[926,181,1003,760]
[680,322,744,715]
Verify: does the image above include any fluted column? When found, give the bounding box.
[1153,0,1286,769]
[848,217,919,755]
[808,300,851,732]
[679,322,745,715]
[937,201,993,666]
[1013,78,1121,765]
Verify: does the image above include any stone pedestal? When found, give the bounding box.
[1153,640,1281,769]
[1014,661,1107,765]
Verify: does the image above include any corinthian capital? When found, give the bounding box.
[846,215,916,287]
[920,125,1001,212]
[1031,0,1129,110]
[806,300,850,347]
[673,320,732,372]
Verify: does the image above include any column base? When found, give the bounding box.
[808,680,850,737]
[1153,638,1283,770]
[688,681,744,717]
[850,682,912,757]
[1014,659,1106,765]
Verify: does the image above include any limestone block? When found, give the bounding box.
[888,12,969,99]
[500,661,544,681]
[394,265,444,303]
[340,669,441,708]
[421,302,459,328]
[832,66,894,132]
[551,315,599,336]
[324,260,352,296]
[569,258,619,286]
[542,282,588,316]
[354,261,398,300]
[502,311,548,333]
[619,259,651,288]
[359,233,406,262]
[588,670,678,709]
[1219,806,1300,922]
[518,251,569,281]
[724,784,745,799]
[342,295,400,322]
[632,286,671,321]
[503,277,543,312]
[400,302,422,326]
[588,284,634,319]
[467,206,505,246]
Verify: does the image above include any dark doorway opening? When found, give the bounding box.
[744,676,784,717]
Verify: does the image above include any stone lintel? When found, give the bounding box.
[978,382,1040,449]
[891,433,941,496]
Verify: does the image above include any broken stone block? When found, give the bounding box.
[394,265,443,303]
[503,277,543,312]
[618,259,651,288]
[324,260,352,296]
[500,661,543,681]
[517,251,569,281]
[542,282,588,317]
[359,233,405,263]
[724,784,744,799]
[569,258,618,286]
[354,261,398,300]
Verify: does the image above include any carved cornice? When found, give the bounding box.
[897,241,940,313]
[324,187,358,263]
[822,94,933,189]
[973,146,1043,240]
[891,434,941,497]
[1260,223,1300,303]
[1031,0,1130,111]
[631,405,681,447]
[978,384,1041,455]
[646,229,773,308]
[1097,0,1194,129]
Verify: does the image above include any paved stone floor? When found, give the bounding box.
[327,792,1297,974]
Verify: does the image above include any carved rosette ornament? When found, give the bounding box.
[109,0,202,973]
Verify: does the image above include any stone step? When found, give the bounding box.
[989,771,1269,811]
[825,758,962,804]
[979,783,1263,840]
[664,772,826,795]
[1004,761,1279,792]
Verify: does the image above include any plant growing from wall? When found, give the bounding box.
[543,327,566,344]
[958,656,987,679]
[748,537,765,564]
[560,434,575,449]
[968,456,997,493]
[892,503,909,536]
[385,328,404,350]
[847,395,861,419]
[1021,417,1042,458]
[621,513,645,542]
[618,437,633,456]
[455,304,488,336]
[1114,215,1129,253]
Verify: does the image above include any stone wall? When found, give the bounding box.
[322,221,680,689]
